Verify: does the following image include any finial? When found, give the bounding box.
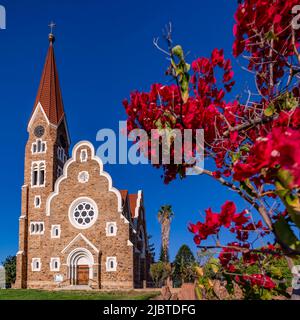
[48,21,56,43]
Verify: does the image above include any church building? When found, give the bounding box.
[14,30,151,290]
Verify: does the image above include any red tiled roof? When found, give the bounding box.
[129,194,138,218]
[119,190,128,203]
[32,38,65,125]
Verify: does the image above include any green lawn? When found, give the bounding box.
[0,289,159,300]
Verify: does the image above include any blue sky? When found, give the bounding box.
[0,0,257,263]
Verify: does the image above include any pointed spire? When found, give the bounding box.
[32,25,65,125]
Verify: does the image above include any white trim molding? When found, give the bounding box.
[51,225,61,239]
[27,102,50,130]
[68,197,98,230]
[46,141,123,216]
[80,149,88,162]
[34,195,41,208]
[106,257,117,272]
[50,257,61,272]
[105,222,117,236]
[78,171,89,183]
[134,190,143,218]
[31,160,46,188]
[61,233,99,254]
[29,222,45,235]
[31,258,41,272]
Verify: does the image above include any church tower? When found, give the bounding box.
[15,29,70,288]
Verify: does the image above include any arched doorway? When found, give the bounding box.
[67,248,94,286]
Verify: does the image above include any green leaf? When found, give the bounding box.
[277,169,293,189]
[172,45,184,59]
[274,216,300,251]
[264,103,275,117]
[275,181,289,198]
[240,145,250,153]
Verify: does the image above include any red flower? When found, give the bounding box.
[219,201,236,227]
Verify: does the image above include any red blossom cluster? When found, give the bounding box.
[123,49,239,183]
[235,274,276,290]
[123,0,300,293]
[189,201,279,291]
[233,0,300,95]
[233,124,300,187]
[188,201,268,245]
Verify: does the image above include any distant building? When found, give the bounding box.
[14,31,151,290]
[0,266,5,289]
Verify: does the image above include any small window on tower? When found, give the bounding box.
[32,139,46,154]
[31,162,46,187]
[34,196,41,208]
[80,149,88,162]
[51,225,61,238]
[37,140,42,152]
[39,163,45,185]
[32,168,38,186]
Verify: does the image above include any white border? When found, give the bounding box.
[27,102,50,130]
[34,195,41,208]
[134,190,143,218]
[68,197,99,230]
[50,257,61,271]
[51,225,61,239]
[106,257,117,272]
[31,258,41,272]
[46,141,123,216]
[105,222,117,237]
[61,233,99,254]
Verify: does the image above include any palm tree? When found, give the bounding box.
[158,205,174,263]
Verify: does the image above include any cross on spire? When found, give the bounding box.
[48,21,56,43]
[48,21,56,34]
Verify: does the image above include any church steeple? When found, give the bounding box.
[31,25,65,126]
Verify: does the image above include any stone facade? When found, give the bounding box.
[14,34,151,290]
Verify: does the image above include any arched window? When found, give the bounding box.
[30,222,44,235]
[39,163,45,185]
[51,225,61,238]
[57,146,66,163]
[37,140,42,152]
[32,139,46,154]
[50,258,60,271]
[31,162,45,187]
[106,222,117,236]
[34,196,41,208]
[32,163,38,186]
[80,149,88,162]
[32,258,41,271]
[106,257,117,272]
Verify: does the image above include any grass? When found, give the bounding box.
[0,289,160,300]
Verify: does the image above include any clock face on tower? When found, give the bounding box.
[34,125,45,138]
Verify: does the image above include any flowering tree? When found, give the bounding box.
[123,0,300,298]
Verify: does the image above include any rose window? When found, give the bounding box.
[70,199,98,228]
